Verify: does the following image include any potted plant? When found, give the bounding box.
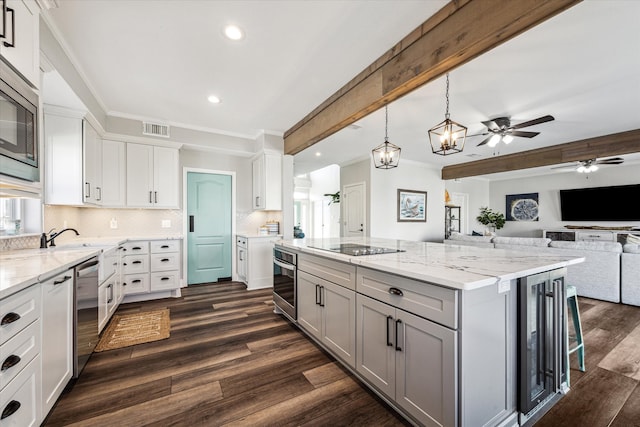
[324,191,340,205]
[476,207,505,233]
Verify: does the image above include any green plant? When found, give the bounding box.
[324,191,340,205]
[476,207,506,230]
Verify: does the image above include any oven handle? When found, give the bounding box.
[273,258,296,272]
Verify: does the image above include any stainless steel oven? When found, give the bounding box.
[273,247,296,321]
[0,60,39,182]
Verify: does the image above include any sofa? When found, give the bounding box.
[621,243,640,306]
[444,233,627,305]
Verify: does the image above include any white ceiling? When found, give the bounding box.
[43,0,640,178]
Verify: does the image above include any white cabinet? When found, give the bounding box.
[101,139,126,207]
[121,240,182,297]
[44,111,102,206]
[0,0,40,88]
[252,152,281,210]
[126,144,179,208]
[236,235,278,290]
[236,236,247,283]
[297,270,356,367]
[41,270,73,415]
[0,284,42,426]
[356,294,456,427]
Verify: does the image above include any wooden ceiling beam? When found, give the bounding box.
[283,0,582,156]
[441,129,640,180]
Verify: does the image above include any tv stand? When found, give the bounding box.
[543,228,640,244]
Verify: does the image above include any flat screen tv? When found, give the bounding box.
[560,184,640,221]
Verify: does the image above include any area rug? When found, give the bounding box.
[95,309,170,352]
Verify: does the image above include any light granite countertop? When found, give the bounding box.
[0,235,183,299]
[278,237,585,291]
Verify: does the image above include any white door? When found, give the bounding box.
[343,182,366,237]
[451,192,469,235]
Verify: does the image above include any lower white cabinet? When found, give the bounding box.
[236,236,248,283]
[98,272,119,332]
[236,235,278,290]
[41,271,74,415]
[356,294,457,427]
[297,270,356,367]
[121,240,182,297]
[0,355,41,427]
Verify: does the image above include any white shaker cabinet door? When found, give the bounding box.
[101,139,126,207]
[152,146,179,208]
[126,143,154,207]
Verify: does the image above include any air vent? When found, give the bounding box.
[142,122,170,138]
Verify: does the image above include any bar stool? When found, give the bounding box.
[566,284,585,387]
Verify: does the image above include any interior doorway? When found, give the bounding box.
[342,182,366,237]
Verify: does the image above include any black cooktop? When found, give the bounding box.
[311,243,405,256]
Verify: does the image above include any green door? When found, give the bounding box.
[187,172,232,284]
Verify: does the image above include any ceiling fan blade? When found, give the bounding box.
[510,130,540,138]
[481,120,499,131]
[476,135,494,147]
[510,115,555,129]
[596,157,624,164]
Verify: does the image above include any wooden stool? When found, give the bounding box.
[566,285,585,387]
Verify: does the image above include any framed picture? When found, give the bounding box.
[397,189,427,222]
[506,193,539,221]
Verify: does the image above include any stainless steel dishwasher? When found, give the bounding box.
[74,257,100,378]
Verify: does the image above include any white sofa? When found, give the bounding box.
[621,243,640,306]
[445,234,625,304]
[443,232,494,248]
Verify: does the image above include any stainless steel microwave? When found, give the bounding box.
[0,60,39,182]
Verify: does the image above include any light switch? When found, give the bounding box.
[110,218,118,229]
[161,220,171,228]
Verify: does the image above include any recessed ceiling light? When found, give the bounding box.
[223,25,244,41]
[315,152,321,157]
[208,95,221,104]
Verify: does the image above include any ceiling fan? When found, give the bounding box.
[472,115,555,147]
[551,157,625,173]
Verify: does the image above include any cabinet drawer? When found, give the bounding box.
[576,230,614,242]
[1,285,41,345]
[150,253,180,272]
[122,273,150,295]
[298,254,357,290]
[0,355,40,427]
[122,255,149,275]
[121,241,149,255]
[150,240,180,253]
[0,320,40,391]
[100,247,118,282]
[236,236,247,248]
[357,267,458,329]
[150,271,180,291]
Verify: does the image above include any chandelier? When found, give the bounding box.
[371,105,401,169]
[428,73,467,155]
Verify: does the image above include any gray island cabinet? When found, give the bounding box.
[277,238,584,427]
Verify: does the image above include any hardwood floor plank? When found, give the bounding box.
[303,361,348,388]
[598,322,640,380]
[66,380,223,427]
[610,383,640,427]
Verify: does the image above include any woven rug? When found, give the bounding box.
[95,309,170,352]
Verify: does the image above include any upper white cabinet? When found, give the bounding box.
[252,152,281,210]
[44,111,102,206]
[101,139,126,207]
[126,143,179,208]
[0,0,40,88]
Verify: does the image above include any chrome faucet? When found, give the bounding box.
[40,228,80,248]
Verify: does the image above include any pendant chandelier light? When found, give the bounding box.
[372,105,401,169]
[429,73,467,155]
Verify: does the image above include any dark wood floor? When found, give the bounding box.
[44,283,640,427]
[44,282,411,427]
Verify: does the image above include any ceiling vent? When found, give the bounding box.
[142,122,170,138]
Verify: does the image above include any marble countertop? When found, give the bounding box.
[236,233,282,239]
[278,237,585,291]
[0,235,183,299]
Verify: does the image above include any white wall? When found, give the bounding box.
[486,163,640,237]
[445,177,490,235]
[309,165,340,238]
[370,160,444,242]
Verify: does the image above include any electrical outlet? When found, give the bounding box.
[161,220,171,228]
[110,218,118,229]
[63,220,68,228]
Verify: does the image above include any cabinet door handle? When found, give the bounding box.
[97,187,102,201]
[85,182,91,198]
[132,279,141,284]
[161,258,169,262]
[155,191,158,203]
[132,260,142,264]
[107,284,113,303]
[1,400,20,420]
[161,245,169,249]
[2,6,14,48]
[0,0,6,39]
[132,246,142,250]
[238,251,244,261]
[319,286,325,307]
[389,287,403,297]
[189,215,195,232]
[395,319,403,352]
[1,312,20,325]
[161,277,170,281]
[386,316,394,347]
[149,191,153,203]
[1,354,21,372]
[53,275,72,285]
[315,284,320,305]
[255,196,260,207]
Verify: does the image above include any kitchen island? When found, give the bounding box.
[275,237,585,427]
